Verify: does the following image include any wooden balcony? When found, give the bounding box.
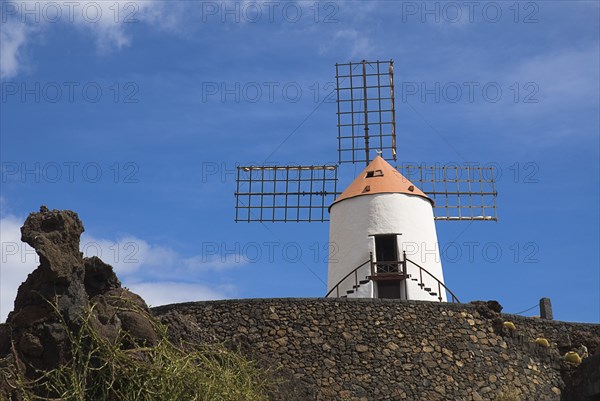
[368,259,408,281]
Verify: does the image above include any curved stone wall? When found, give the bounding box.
[153,298,599,401]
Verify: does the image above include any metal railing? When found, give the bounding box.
[325,259,371,298]
[404,256,460,303]
[325,251,460,303]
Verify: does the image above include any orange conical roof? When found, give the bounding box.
[330,156,432,210]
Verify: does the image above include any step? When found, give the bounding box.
[424,287,431,292]
[411,278,419,281]
[359,280,369,285]
[346,289,354,294]
[429,292,437,296]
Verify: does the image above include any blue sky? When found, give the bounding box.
[1,1,598,323]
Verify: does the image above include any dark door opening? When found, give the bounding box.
[374,234,399,274]
[374,235,398,262]
[378,280,401,299]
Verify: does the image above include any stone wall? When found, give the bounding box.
[153,298,600,401]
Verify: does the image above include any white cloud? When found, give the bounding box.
[0,1,186,78]
[0,214,39,322]
[80,234,171,276]
[80,234,249,277]
[418,45,600,146]
[507,47,599,111]
[492,47,600,121]
[492,46,598,144]
[320,28,375,59]
[182,254,250,271]
[62,1,181,52]
[0,196,7,215]
[0,20,31,79]
[126,281,234,308]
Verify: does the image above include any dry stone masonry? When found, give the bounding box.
[155,298,600,401]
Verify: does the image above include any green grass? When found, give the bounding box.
[1,302,272,401]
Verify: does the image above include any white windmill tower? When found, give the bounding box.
[326,154,447,301]
[235,59,497,303]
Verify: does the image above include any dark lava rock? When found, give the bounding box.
[84,256,121,298]
[0,324,10,356]
[0,206,157,381]
[12,207,88,325]
[571,329,600,357]
[470,300,503,319]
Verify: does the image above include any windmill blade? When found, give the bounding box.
[336,60,397,166]
[399,164,498,221]
[235,165,340,222]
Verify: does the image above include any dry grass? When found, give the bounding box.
[493,388,521,401]
[1,303,272,401]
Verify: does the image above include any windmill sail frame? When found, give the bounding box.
[336,60,397,165]
[233,58,498,223]
[235,165,339,222]
[234,163,497,223]
[400,164,498,221]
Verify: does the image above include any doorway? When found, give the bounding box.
[373,234,403,299]
[377,280,401,299]
[374,234,399,272]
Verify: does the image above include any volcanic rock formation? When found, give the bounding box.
[0,206,157,378]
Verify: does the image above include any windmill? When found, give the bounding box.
[234,59,497,302]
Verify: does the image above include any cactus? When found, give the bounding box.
[564,351,582,365]
[503,321,516,331]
